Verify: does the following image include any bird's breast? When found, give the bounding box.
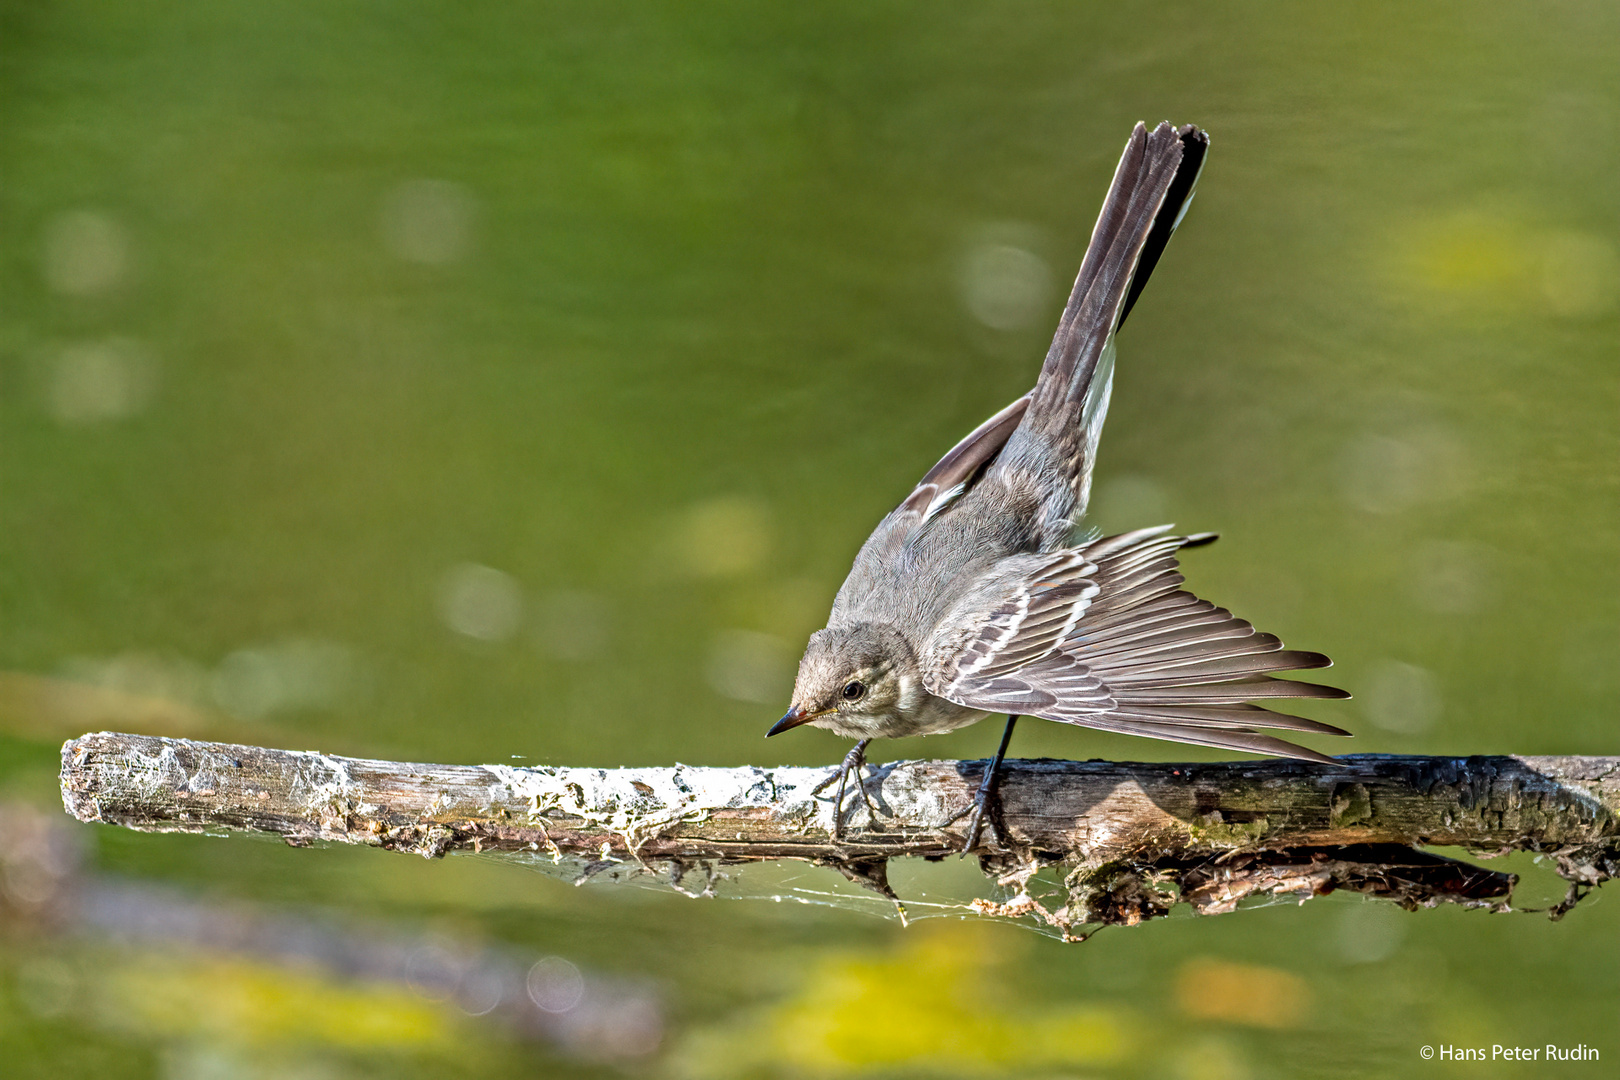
[815,693,991,740]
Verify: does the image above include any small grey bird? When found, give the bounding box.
[767,122,1350,849]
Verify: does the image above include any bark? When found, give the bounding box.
[60,732,1619,938]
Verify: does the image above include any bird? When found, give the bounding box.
[766,121,1351,851]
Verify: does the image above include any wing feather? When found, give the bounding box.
[899,395,1030,525]
[925,527,1350,762]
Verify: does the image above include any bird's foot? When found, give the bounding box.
[946,759,1005,854]
[945,716,1019,854]
[960,791,997,854]
[812,739,878,839]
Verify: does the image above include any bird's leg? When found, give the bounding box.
[960,715,1018,853]
[812,738,876,839]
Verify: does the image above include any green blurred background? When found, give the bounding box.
[2,2,1616,1077]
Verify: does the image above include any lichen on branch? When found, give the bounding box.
[59,732,1619,935]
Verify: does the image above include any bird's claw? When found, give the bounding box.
[959,796,995,853]
[950,758,1005,854]
[813,739,879,839]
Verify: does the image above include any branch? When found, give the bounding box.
[60,732,1619,937]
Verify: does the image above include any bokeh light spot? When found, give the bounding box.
[960,229,1053,331]
[1392,212,1620,320]
[1174,957,1310,1029]
[209,640,358,720]
[1361,659,1442,735]
[380,178,477,265]
[671,496,772,578]
[42,209,129,295]
[437,563,525,641]
[1539,230,1619,318]
[45,338,157,424]
[526,956,585,1014]
[1337,426,1472,515]
[706,630,793,705]
[1336,900,1409,964]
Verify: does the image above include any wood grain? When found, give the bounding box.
[60,732,1619,933]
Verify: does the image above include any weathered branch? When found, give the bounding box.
[60,732,1618,937]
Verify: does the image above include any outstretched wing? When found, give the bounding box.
[929,546,1103,693]
[924,526,1350,763]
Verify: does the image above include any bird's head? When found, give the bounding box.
[768,623,921,738]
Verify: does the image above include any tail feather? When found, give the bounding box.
[985,124,1208,548]
[1117,126,1208,329]
[1031,122,1196,415]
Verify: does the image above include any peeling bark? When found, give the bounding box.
[59,733,1619,935]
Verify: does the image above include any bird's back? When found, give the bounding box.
[829,469,1046,642]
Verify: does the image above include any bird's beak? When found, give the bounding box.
[767,704,818,737]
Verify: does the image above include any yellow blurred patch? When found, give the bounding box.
[669,495,773,578]
[1174,956,1309,1029]
[0,667,343,748]
[96,953,455,1050]
[0,671,220,741]
[673,922,1131,1077]
[1402,212,1522,293]
[1388,211,1619,320]
[1169,1033,1252,1080]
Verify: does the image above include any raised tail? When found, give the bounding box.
[992,122,1207,546]
[1035,121,1206,418]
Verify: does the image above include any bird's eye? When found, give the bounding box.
[841,680,867,702]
